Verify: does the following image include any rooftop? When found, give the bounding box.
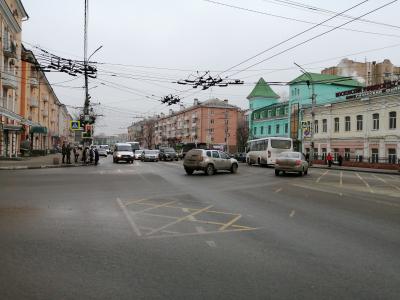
[247,78,280,100]
[289,73,364,87]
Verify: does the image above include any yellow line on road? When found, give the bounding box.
[316,170,329,183]
[356,173,374,193]
[219,214,242,231]
[146,205,214,236]
[132,200,178,214]
[124,198,148,206]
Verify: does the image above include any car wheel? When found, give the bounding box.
[247,159,252,166]
[304,168,308,175]
[275,169,280,176]
[230,163,238,174]
[185,168,194,175]
[205,164,215,176]
[298,168,303,176]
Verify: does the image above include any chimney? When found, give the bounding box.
[169,109,173,115]
[194,98,199,105]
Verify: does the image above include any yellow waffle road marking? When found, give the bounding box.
[373,174,400,192]
[132,200,178,214]
[219,214,242,231]
[316,170,329,183]
[146,205,214,236]
[124,198,148,206]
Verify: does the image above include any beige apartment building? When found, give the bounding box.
[0,0,27,157]
[302,85,400,167]
[153,98,241,152]
[322,58,400,86]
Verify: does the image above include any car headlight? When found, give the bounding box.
[117,154,121,158]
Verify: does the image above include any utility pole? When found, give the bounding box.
[83,0,89,118]
[294,62,315,166]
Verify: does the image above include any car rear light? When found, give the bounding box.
[268,151,271,158]
[295,160,302,165]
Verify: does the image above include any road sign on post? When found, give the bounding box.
[70,120,81,130]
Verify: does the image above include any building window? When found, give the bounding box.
[313,148,318,160]
[356,115,363,131]
[371,148,379,163]
[260,126,264,135]
[322,119,327,133]
[210,119,214,124]
[333,148,339,161]
[322,148,327,160]
[276,108,280,116]
[389,111,396,129]
[254,127,257,135]
[268,110,272,118]
[314,120,318,134]
[373,113,379,130]
[285,123,288,134]
[388,148,397,164]
[276,124,280,134]
[345,116,351,131]
[345,148,350,161]
[284,106,289,115]
[334,118,339,132]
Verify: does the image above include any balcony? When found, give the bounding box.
[2,71,17,89]
[42,110,49,117]
[30,78,39,87]
[3,41,17,58]
[29,97,39,108]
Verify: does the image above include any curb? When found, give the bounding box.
[311,165,400,176]
[0,164,88,170]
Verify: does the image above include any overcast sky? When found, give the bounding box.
[21,0,400,135]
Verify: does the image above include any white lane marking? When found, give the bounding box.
[182,208,190,213]
[196,226,206,234]
[99,170,105,175]
[117,169,122,173]
[316,170,329,183]
[340,171,343,187]
[292,183,343,196]
[275,188,282,193]
[289,210,295,218]
[116,197,142,237]
[356,173,374,194]
[206,241,216,248]
[373,174,400,192]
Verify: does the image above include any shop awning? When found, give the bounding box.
[31,126,48,134]
[3,124,22,131]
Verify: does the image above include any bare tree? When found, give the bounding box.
[143,119,155,149]
[236,114,249,153]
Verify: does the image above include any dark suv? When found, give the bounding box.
[159,148,178,161]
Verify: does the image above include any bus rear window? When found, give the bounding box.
[271,140,291,149]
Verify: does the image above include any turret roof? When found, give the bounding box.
[247,77,280,100]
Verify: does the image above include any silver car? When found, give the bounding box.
[275,151,309,176]
[141,150,159,162]
[183,149,238,175]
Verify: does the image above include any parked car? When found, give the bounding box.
[141,150,159,162]
[113,143,134,163]
[181,142,208,159]
[97,145,108,157]
[274,151,309,176]
[183,149,238,175]
[159,148,178,161]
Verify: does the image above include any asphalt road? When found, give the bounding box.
[1,156,400,300]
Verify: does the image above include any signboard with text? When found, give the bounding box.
[336,80,400,99]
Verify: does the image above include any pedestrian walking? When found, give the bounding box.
[327,152,333,168]
[66,143,72,164]
[85,147,90,164]
[89,146,94,164]
[73,146,79,163]
[94,148,99,166]
[61,142,67,164]
[338,154,343,167]
[82,146,86,163]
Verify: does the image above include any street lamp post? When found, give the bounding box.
[294,63,315,166]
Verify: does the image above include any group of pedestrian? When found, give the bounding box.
[61,142,99,165]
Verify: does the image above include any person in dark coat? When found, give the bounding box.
[338,154,343,167]
[61,142,67,164]
[73,146,79,163]
[66,144,72,164]
[94,148,99,166]
[82,146,87,163]
[89,146,94,164]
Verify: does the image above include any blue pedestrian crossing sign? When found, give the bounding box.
[70,120,81,131]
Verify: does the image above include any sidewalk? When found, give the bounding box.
[0,154,86,170]
[311,163,400,175]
